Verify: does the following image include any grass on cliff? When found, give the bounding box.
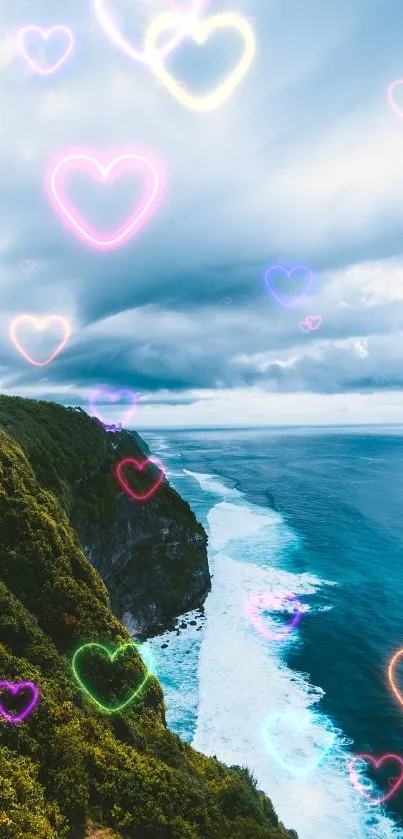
[0,395,294,839]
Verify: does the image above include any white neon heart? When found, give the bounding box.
[93,0,203,65]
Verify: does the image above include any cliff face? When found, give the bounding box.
[84,491,209,637]
[0,394,297,839]
[0,395,211,636]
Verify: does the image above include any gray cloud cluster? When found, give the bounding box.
[0,0,402,425]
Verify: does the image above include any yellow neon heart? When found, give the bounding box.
[144,12,256,112]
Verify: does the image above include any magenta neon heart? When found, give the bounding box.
[349,754,403,805]
[0,681,39,723]
[46,147,163,250]
[89,388,137,429]
[265,265,313,308]
[246,592,303,641]
[115,457,165,502]
[387,80,403,119]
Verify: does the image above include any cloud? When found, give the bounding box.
[0,0,402,424]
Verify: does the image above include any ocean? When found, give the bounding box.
[128,426,403,839]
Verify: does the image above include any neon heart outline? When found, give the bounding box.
[17,25,74,75]
[47,148,163,249]
[299,319,311,333]
[305,315,322,330]
[72,642,153,713]
[265,264,314,308]
[93,0,203,66]
[246,592,303,641]
[89,387,137,429]
[387,80,403,120]
[115,456,165,501]
[145,12,256,112]
[0,681,40,723]
[20,259,35,274]
[9,315,71,366]
[387,647,403,708]
[349,754,403,805]
[262,711,336,777]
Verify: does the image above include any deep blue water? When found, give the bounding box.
[133,426,403,839]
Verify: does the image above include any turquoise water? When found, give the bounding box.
[133,426,403,839]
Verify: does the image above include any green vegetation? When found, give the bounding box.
[0,395,295,838]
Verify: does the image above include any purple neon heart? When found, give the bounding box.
[264,265,313,308]
[246,592,303,640]
[89,387,137,429]
[0,681,40,723]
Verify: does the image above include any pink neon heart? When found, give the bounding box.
[299,320,311,333]
[89,388,137,429]
[305,315,322,331]
[17,26,74,75]
[349,754,403,805]
[0,681,39,723]
[246,592,303,641]
[387,80,403,119]
[47,148,163,249]
[9,315,70,367]
[115,457,165,501]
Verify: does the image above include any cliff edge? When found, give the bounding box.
[0,395,211,637]
[0,394,297,838]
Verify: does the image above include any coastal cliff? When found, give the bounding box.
[0,395,211,637]
[0,394,297,838]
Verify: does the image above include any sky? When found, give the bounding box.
[1,0,403,428]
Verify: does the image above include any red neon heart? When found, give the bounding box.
[349,754,403,804]
[115,457,165,502]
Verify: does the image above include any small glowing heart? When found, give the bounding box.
[144,12,256,111]
[349,753,403,805]
[262,711,336,777]
[388,647,403,707]
[9,315,71,366]
[72,642,153,713]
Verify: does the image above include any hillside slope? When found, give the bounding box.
[0,396,297,838]
[0,395,211,637]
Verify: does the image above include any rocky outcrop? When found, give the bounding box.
[81,453,211,638]
[0,395,211,637]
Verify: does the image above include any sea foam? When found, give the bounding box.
[140,439,403,838]
[187,473,403,839]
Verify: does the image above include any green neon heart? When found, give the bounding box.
[71,642,153,713]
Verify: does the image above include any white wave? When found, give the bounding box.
[138,608,205,742]
[183,468,242,499]
[206,498,300,561]
[192,500,402,839]
[133,456,401,837]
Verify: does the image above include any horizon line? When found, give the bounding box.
[128,422,403,431]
